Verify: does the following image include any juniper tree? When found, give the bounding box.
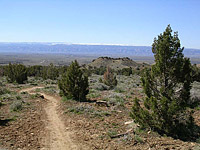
[58,60,89,101]
[46,63,58,80]
[6,63,27,84]
[130,25,194,139]
[103,66,117,88]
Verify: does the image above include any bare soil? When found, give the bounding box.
[0,87,46,150]
[1,84,200,150]
[60,99,200,150]
[0,86,85,150]
[20,87,82,150]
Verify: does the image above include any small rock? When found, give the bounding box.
[40,95,45,99]
[125,120,134,125]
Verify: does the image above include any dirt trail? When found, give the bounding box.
[20,87,78,150]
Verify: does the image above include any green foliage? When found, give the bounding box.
[103,67,117,88]
[130,25,195,140]
[108,95,125,107]
[67,104,111,117]
[117,67,133,76]
[89,66,106,75]
[27,64,68,80]
[99,77,103,83]
[87,92,100,99]
[81,65,92,77]
[61,96,70,102]
[29,93,42,99]
[0,66,7,77]
[0,86,10,95]
[107,129,118,138]
[58,60,89,101]
[192,64,200,82]
[6,63,27,84]
[114,87,125,93]
[134,134,144,143]
[16,95,21,100]
[42,63,59,80]
[10,101,23,111]
[0,83,3,107]
[27,65,43,77]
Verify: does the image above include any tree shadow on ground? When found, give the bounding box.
[0,119,12,126]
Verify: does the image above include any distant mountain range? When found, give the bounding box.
[0,42,200,57]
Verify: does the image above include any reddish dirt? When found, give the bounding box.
[0,86,85,150]
[20,87,82,150]
[59,97,200,150]
[1,86,200,150]
[0,88,46,150]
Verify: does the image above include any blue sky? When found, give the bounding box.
[0,0,200,49]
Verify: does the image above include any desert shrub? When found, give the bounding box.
[114,86,125,93]
[103,67,117,88]
[16,95,21,100]
[39,86,57,94]
[89,78,98,84]
[190,82,200,108]
[121,134,133,143]
[61,96,74,102]
[117,67,133,76]
[30,93,42,99]
[103,92,125,107]
[93,110,111,117]
[91,83,109,91]
[6,63,27,84]
[0,87,11,95]
[68,105,94,114]
[87,89,101,98]
[130,25,195,140]
[68,104,111,117]
[107,129,118,138]
[91,66,106,75]
[107,96,125,106]
[58,60,89,101]
[191,64,200,82]
[99,77,103,83]
[0,93,15,101]
[134,134,144,143]
[87,92,100,99]
[10,101,23,111]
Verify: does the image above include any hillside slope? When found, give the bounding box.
[88,57,148,70]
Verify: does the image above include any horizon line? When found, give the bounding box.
[0,42,199,50]
[0,41,148,46]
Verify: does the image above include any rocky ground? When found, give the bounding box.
[0,83,46,149]
[0,76,200,150]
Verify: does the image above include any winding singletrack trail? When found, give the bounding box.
[20,87,78,150]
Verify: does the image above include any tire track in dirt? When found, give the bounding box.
[20,87,78,150]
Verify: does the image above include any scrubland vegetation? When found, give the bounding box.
[1,25,200,149]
